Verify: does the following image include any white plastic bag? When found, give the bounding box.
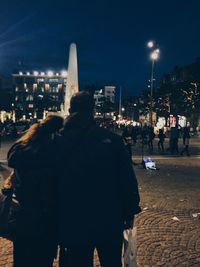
[123,227,137,267]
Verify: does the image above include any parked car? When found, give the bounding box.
[14,121,30,136]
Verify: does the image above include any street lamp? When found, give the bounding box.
[147,41,154,48]
[147,41,160,126]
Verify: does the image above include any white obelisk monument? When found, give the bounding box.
[64,43,79,116]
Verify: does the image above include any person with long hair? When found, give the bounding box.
[6,115,63,267]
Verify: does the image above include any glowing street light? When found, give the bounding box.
[150,49,160,60]
[47,71,53,77]
[147,41,154,48]
[61,70,67,77]
[33,71,39,76]
[147,40,160,126]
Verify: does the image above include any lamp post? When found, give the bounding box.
[147,41,160,126]
[118,86,122,119]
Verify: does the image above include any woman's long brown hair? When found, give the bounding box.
[17,123,41,144]
[17,115,63,145]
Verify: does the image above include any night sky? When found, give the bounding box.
[0,0,200,95]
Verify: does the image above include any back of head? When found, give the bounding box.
[40,114,64,134]
[69,91,94,114]
[18,115,63,144]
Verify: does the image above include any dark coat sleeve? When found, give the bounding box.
[118,137,141,220]
[7,142,36,169]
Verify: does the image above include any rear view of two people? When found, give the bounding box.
[6,91,141,267]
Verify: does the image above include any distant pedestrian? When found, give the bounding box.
[58,91,141,267]
[0,120,3,149]
[122,126,133,159]
[131,126,138,144]
[6,115,63,267]
[158,129,166,152]
[169,125,179,155]
[148,127,155,153]
[180,127,190,156]
[140,126,148,145]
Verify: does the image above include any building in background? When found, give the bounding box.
[94,86,116,106]
[104,86,115,103]
[94,86,116,119]
[0,75,13,112]
[12,71,67,120]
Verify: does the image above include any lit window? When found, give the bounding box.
[37,78,44,82]
[26,95,34,101]
[33,84,37,90]
[45,84,50,91]
[57,84,62,91]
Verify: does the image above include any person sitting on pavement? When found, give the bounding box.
[57,91,141,267]
[6,115,63,267]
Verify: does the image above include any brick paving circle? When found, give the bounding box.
[136,209,200,267]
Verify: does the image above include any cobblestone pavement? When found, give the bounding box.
[0,138,200,266]
[135,158,200,267]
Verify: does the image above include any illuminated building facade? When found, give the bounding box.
[12,71,67,120]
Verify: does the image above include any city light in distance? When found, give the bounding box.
[150,50,160,60]
[17,70,69,77]
[33,71,39,76]
[147,41,154,48]
[47,71,53,77]
[61,70,67,77]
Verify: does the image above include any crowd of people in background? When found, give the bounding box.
[0,117,193,158]
[119,123,191,157]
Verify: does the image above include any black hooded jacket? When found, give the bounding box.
[58,112,141,245]
[7,136,58,239]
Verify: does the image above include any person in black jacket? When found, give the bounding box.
[158,128,166,152]
[7,115,63,267]
[180,127,190,156]
[58,91,141,267]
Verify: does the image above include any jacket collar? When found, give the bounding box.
[63,112,95,132]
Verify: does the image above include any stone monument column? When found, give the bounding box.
[64,43,79,115]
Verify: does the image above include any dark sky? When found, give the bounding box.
[0,0,200,95]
